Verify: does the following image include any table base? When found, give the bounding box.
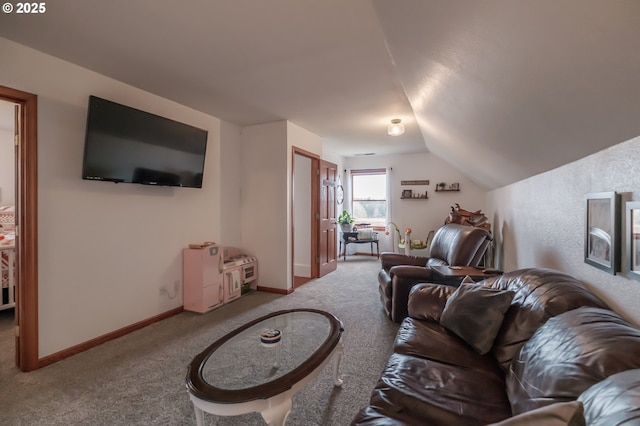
[189,338,344,426]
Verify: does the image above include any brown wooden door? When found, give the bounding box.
[318,160,338,276]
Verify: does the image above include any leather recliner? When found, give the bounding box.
[378,223,493,322]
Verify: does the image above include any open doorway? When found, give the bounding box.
[0,100,17,368]
[293,151,314,287]
[292,148,320,287]
[0,85,38,372]
[291,147,338,288]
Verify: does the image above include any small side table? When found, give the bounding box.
[431,266,502,287]
[340,232,379,261]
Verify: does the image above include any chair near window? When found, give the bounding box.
[378,223,493,322]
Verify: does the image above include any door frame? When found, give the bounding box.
[318,159,338,277]
[291,147,320,285]
[0,85,39,372]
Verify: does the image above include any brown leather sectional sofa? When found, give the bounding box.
[378,224,493,323]
[353,268,640,425]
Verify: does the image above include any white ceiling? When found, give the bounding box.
[1,0,639,190]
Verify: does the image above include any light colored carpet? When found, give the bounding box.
[0,256,399,425]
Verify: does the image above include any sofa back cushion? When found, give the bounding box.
[506,307,640,415]
[428,224,492,266]
[578,369,640,426]
[483,268,608,370]
[425,257,447,267]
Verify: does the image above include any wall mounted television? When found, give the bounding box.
[82,95,208,188]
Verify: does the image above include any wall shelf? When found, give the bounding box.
[401,189,428,199]
[435,182,460,192]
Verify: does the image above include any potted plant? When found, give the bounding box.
[338,210,355,232]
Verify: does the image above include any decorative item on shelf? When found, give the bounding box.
[401,190,428,199]
[401,180,429,185]
[445,203,491,231]
[338,210,355,232]
[435,182,460,192]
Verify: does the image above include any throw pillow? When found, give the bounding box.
[440,283,514,354]
[486,401,585,426]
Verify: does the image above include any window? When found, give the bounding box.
[351,169,387,227]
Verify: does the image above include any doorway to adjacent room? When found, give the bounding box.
[0,85,39,372]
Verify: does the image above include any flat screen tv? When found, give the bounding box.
[82,95,208,188]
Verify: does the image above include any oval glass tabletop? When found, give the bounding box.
[186,309,343,403]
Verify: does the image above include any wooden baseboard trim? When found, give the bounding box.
[257,286,294,295]
[294,276,313,288]
[38,306,184,369]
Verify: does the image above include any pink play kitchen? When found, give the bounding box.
[183,243,258,313]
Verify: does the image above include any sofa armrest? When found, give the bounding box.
[380,252,429,270]
[407,283,457,322]
[387,266,434,322]
[388,265,433,280]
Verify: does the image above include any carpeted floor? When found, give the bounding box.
[0,256,399,425]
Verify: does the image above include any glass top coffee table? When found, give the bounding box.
[186,309,344,425]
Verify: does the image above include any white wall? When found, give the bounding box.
[0,128,14,205]
[219,121,242,247]
[486,136,640,327]
[240,121,322,291]
[0,100,15,205]
[240,121,289,290]
[0,38,229,357]
[344,152,487,254]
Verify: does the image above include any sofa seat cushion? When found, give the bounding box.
[363,353,512,426]
[507,307,640,415]
[351,405,426,426]
[394,318,505,377]
[440,284,515,354]
[578,369,640,426]
[487,401,585,426]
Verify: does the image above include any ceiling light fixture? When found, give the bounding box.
[388,118,404,136]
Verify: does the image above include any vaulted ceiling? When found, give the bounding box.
[1,0,639,190]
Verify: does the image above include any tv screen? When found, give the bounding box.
[82,96,208,188]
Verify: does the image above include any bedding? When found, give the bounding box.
[0,205,15,230]
[1,227,16,309]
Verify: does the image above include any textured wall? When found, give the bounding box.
[486,136,640,326]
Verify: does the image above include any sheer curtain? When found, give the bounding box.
[385,167,394,252]
[343,168,354,255]
[343,168,351,218]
